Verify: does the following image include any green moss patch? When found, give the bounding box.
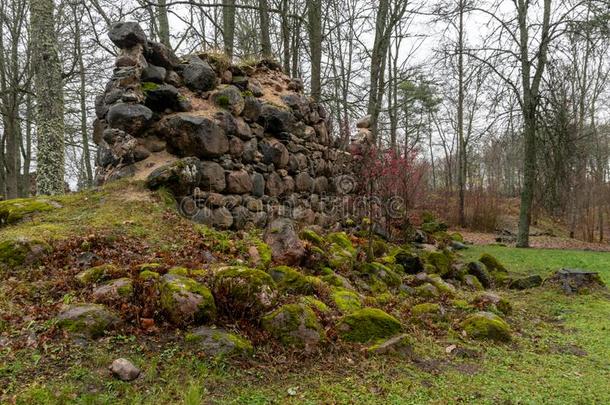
[262,303,324,347]
[0,198,58,226]
[479,253,507,273]
[268,266,321,295]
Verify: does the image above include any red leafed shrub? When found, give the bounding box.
[357,147,428,231]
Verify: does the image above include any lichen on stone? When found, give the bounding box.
[261,303,324,347]
[268,265,321,295]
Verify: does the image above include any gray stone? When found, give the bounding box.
[185,326,253,357]
[146,157,202,196]
[242,96,261,122]
[109,358,140,382]
[107,103,153,134]
[212,85,245,115]
[161,114,228,158]
[108,22,147,48]
[56,304,120,339]
[226,170,253,194]
[146,41,180,69]
[295,172,314,192]
[264,218,305,265]
[356,115,371,129]
[258,104,296,135]
[199,161,226,192]
[141,65,166,83]
[367,334,413,358]
[265,172,284,197]
[509,274,543,290]
[182,58,216,91]
[545,269,605,295]
[260,139,289,168]
[251,172,265,197]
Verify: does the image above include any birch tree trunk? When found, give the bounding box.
[157,0,171,47]
[30,0,65,196]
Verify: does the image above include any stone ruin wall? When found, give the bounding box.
[93,22,369,231]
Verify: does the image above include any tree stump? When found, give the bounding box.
[545,269,606,295]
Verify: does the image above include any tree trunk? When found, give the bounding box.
[75,8,93,187]
[457,0,466,227]
[281,0,290,74]
[259,0,272,59]
[308,0,322,101]
[222,0,235,58]
[30,0,65,196]
[157,0,171,47]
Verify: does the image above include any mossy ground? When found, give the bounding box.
[1,184,610,403]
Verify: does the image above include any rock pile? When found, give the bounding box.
[94,21,358,230]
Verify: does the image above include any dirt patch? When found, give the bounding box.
[460,231,610,252]
[550,343,588,357]
[133,151,177,181]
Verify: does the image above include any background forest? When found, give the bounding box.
[0,0,609,245]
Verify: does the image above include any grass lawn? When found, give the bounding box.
[2,245,609,404]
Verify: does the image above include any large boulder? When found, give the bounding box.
[161,114,229,158]
[461,311,511,342]
[185,326,253,358]
[466,261,492,288]
[263,218,305,265]
[225,170,253,194]
[108,22,147,48]
[159,273,217,326]
[258,104,296,135]
[146,157,203,196]
[199,161,226,192]
[182,57,217,91]
[262,303,324,348]
[212,85,245,115]
[56,304,120,339]
[336,308,402,343]
[212,266,277,317]
[260,139,289,168]
[146,41,180,69]
[107,103,153,135]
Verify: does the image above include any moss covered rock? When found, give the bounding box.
[328,242,355,271]
[394,250,424,274]
[56,303,120,339]
[300,296,331,313]
[76,264,118,285]
[327,232,355,254]
[415,283,439,299]
[367,334,413,358]
[212,266,277,317]
[185,326,253,357]
[461,311,511,342]
[91,277,133,303]
[424,251,452,276]
[139,270,160,280]
[321,270,353,290]
[411,302,441,317]
[479,253,507,273]
[462,274,484,291]
[428,274,457,296]
[0,238,51,268]
[268,265,321,295]
[509,274,543,290]
[466,261,492,288]
[0,198,58,226]
[337,308,402,343]
[360,262,401,288]
[331,288,362,313]
[472,292,512,315]
[262,303,324,348]
[300,228,325,247]
[160,274,216,325]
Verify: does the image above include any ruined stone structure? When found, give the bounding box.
[94,22,365,230]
